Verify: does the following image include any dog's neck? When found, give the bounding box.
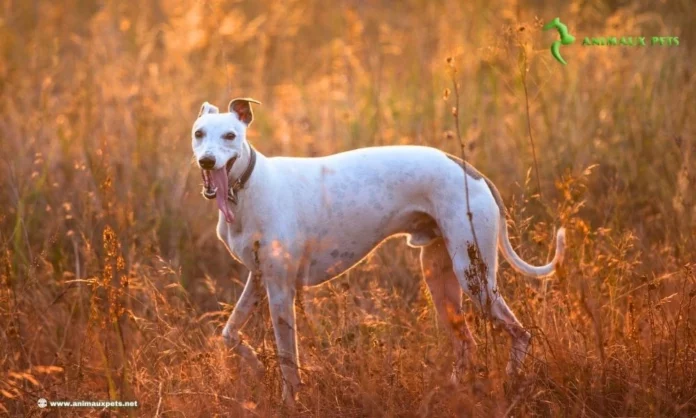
[228,141,255,185]
[228,143,257,197]
[221,143,268,225]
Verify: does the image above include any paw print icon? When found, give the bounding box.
[37,398,48,408]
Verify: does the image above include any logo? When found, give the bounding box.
[543,17,575,65]
[37,398,48,408]
[543,17,680,65]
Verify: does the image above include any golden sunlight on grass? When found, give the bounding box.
[0,0,695,416]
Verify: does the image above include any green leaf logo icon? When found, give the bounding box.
[543,17,575,65]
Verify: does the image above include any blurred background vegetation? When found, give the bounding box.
[0,0,694,416]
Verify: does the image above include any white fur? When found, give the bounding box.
[191,100,566,406]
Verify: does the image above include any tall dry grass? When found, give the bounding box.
[1,0,695,416]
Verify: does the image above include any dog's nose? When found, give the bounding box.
[199,156,216,170]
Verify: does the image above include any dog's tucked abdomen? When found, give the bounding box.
[301,210,442,285]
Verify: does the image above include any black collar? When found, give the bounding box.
[227,146,257,205]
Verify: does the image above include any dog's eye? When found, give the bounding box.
[223,132,236,141]
[194,130,204,139]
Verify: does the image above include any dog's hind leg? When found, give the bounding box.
[222,272,264,375]
[441,211,531,377]
[421,239,477,384]
[489,295,531,376]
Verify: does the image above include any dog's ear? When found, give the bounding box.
[198,102,219,117]
[228,98,261,125]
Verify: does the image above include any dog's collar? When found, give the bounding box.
[201,146,257,205]
[228,146,257,204]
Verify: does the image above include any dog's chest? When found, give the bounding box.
[216,216,256,266]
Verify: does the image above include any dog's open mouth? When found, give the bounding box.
[201,157,236,223]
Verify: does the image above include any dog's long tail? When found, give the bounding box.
[483,176,565,277]
[445,154,565,277]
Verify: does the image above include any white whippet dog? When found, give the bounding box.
[192,98,565,405]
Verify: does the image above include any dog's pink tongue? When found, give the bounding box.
[210,168,235,223]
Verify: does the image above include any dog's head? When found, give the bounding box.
[192,98,260,223]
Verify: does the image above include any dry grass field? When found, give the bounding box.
[1,0,695,416]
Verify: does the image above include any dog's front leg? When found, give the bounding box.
[266,278,302,407]
[222,272,264,375]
